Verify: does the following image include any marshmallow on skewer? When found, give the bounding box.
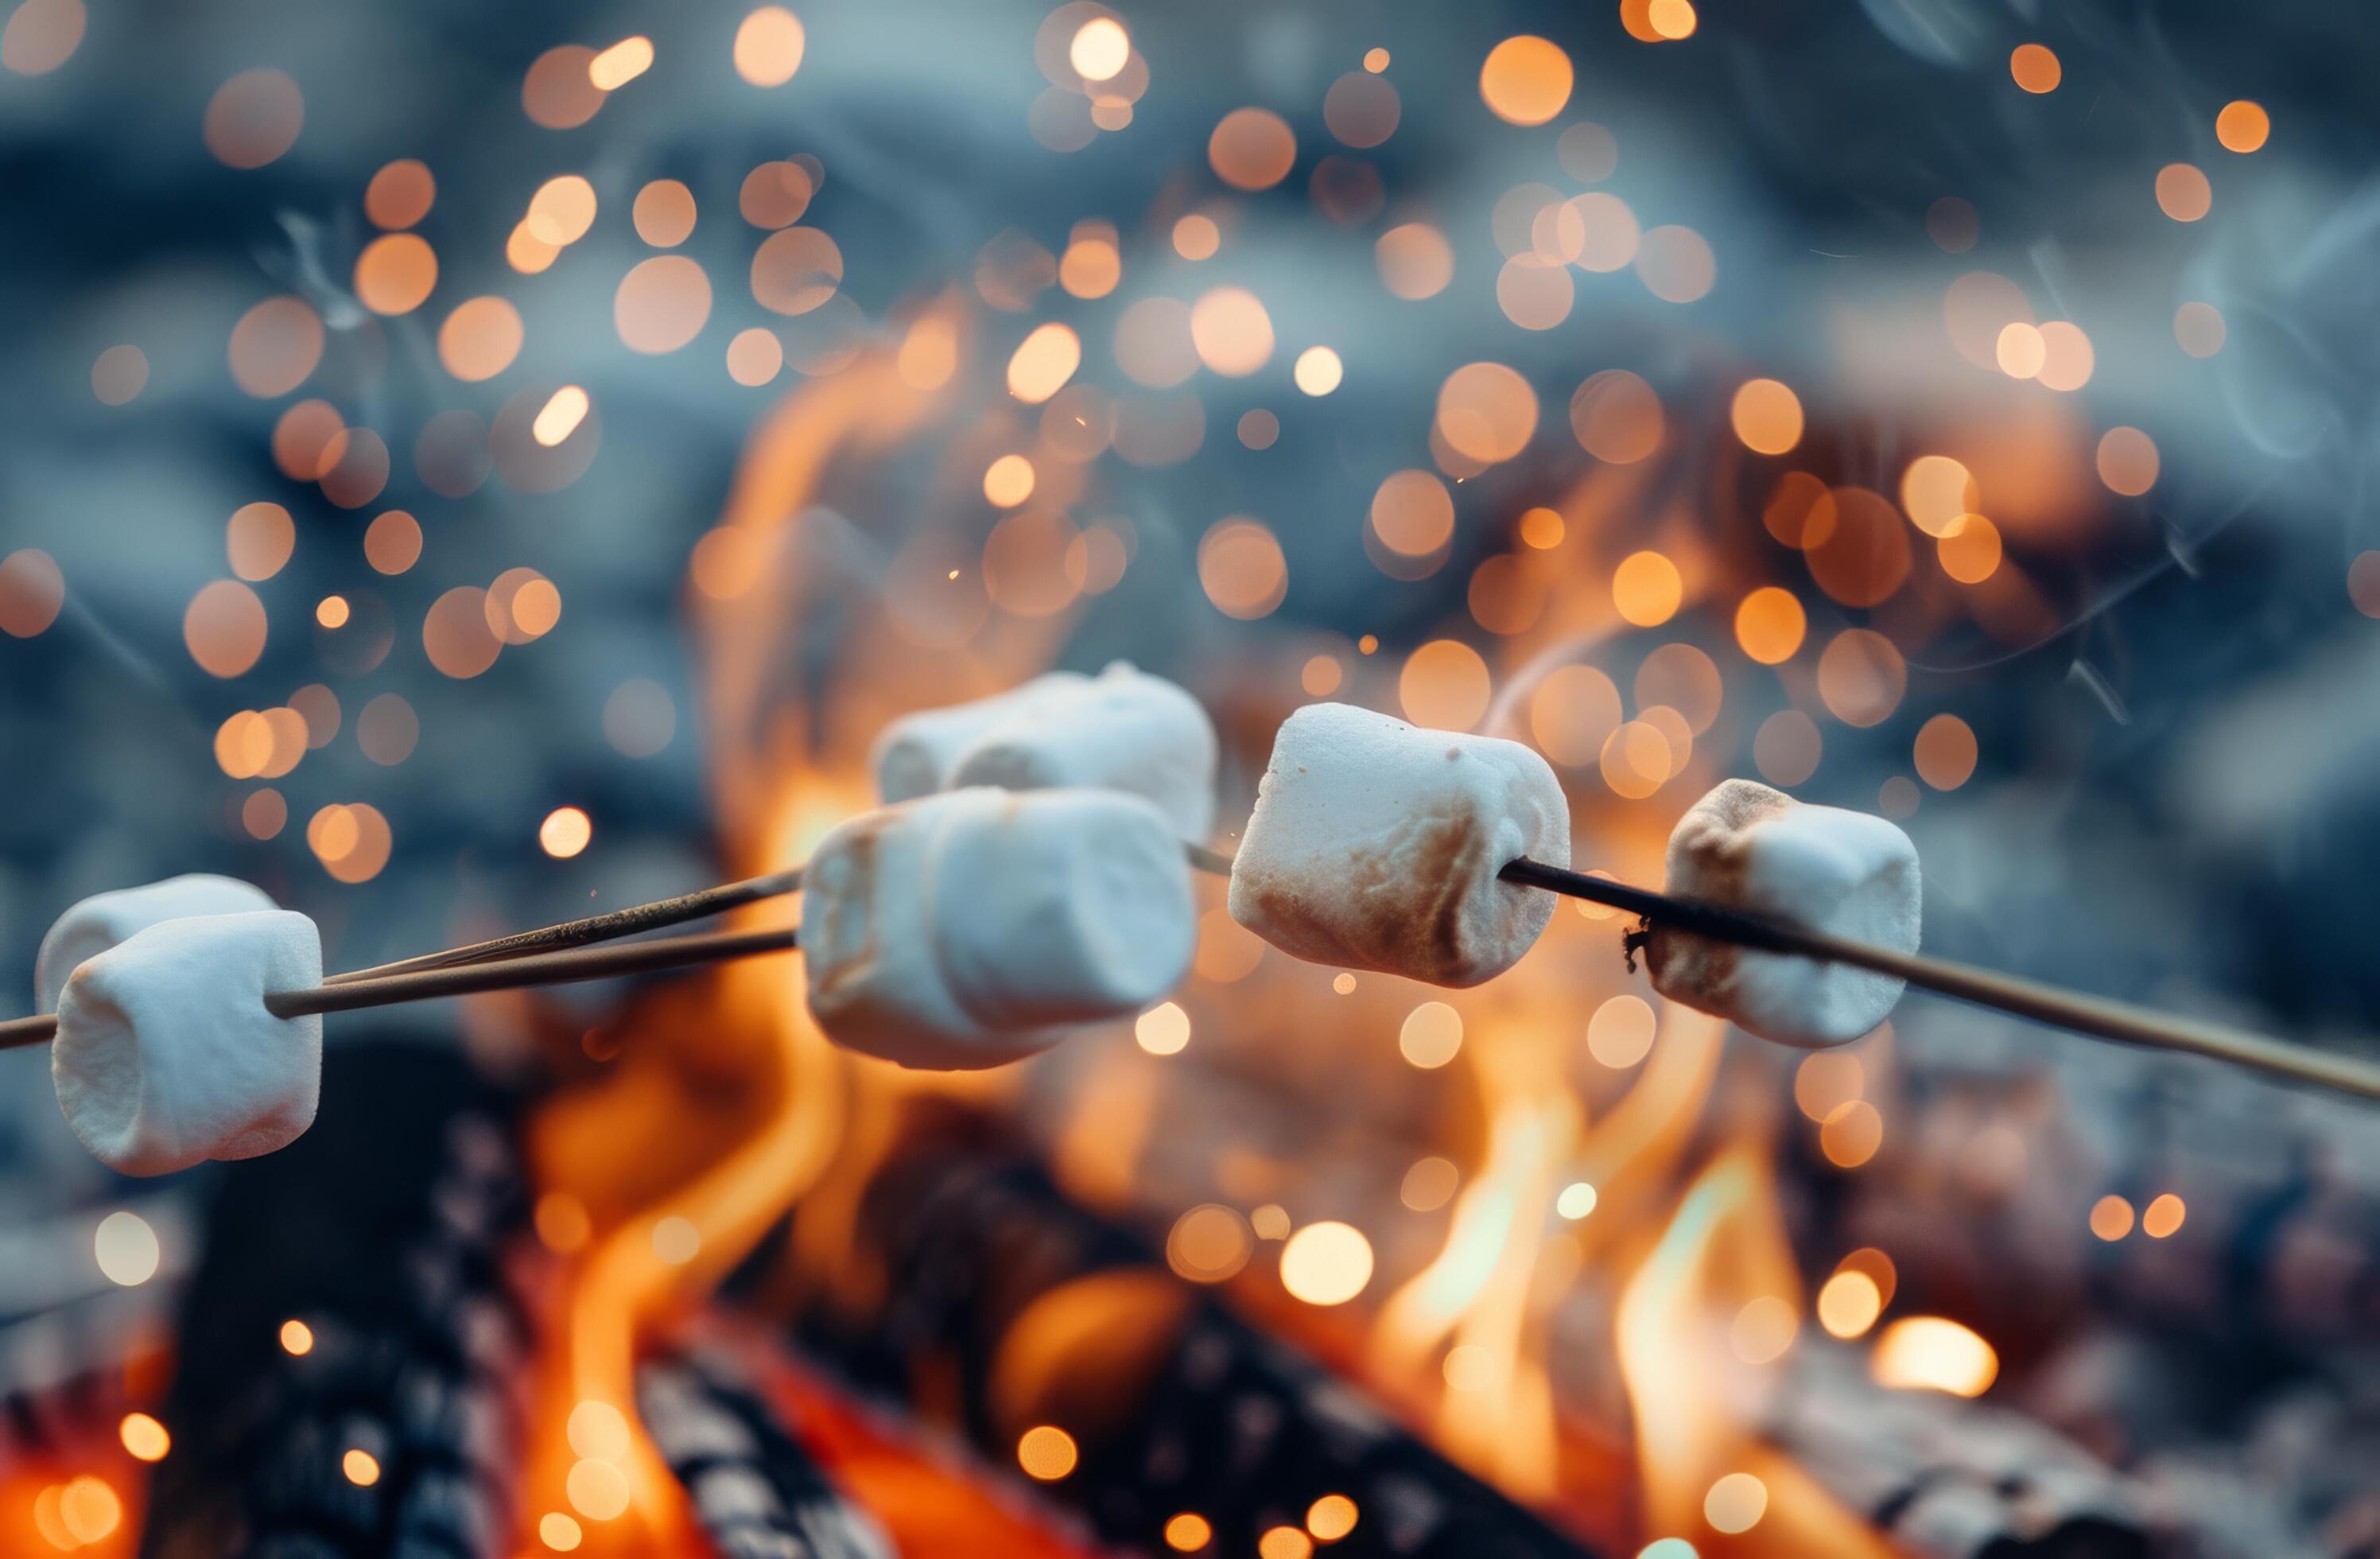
[1645,779,1921,1048]
[35,873,276,1013]
[871,671,1090,806]
[52,910,324,1176]
[873,663,1220,842]
[948,662,1219,842]
[1229,702,1569,987]
[802,787,1196,1070]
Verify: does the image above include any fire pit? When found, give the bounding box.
[5,2,2379,1557]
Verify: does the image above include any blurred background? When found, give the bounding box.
[3,1,2378,1556]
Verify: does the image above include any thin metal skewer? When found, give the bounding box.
[0,927,799,1052]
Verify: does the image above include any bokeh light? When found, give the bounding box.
[1479,35,1571,125]
[1279,1221,1374,1305]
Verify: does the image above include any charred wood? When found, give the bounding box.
[140,1042,527,1559]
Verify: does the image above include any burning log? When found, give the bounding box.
[637,1347,895,1559]
[2015,1327,2380,1557]
[1772,1332,2380,1558]
[1781,1013,2380,1352]
[1761,1343,2152,1559]
[773,1133,1605,1557]
[141,1041,528,1559]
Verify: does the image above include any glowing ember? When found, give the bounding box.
[1870,1317,1998,1396]
[733,6,806,85]
[1479,36,1571,125]
[532,386,592,446]
[540,806,593,858]
[120,1411,171,1461]
[588,35,654,90]
[2009,43,2060,92]
[1069,17,1128,81]
[1292,344,1343,395]
[1015,1425,1079,1481]
[1280,1220,1374,1305]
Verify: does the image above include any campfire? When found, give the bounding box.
[4,6,2378,1559]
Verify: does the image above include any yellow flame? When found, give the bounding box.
[518,320,967,1550]
[1369,1008,1586,1498]
[1615,1147,1897,1557]
[1615,1149,1796,1526]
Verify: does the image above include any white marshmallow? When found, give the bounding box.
[870,671,1091,806]
[1647,779,1921,1048]
[1228,702,1569,987]
[52,911,324,1176]
[948,663,1219,842]
[35,873,277,1013]
[802,788,1196,1070]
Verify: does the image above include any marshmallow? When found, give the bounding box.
[1646,780,1921,1049]
[802,788,1197,1070]
[52,911,324,1176]
[948,663,1219,842]
[1228,702,1569,987]
[35,873,277,1013]
[870,671,1091,805]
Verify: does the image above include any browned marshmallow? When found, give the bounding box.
[1648,780,1920,1048]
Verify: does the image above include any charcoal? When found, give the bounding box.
[141,1040,526,1559]
[247,1538,354,1559]
[1765,1344,2151,1559]
[713,1530,811,1559]
[784,1142,1604,1558]
[639,1350,894,1559]
[393,1467,499,1554]
[691,1462,790,1525]
[1785,1014,2380,1354]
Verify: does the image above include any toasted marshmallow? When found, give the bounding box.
[948,662,1218,842]
[802,788,1197,1070]
[1647,780,1920,1048]
[52,911,324,1176]
[870,671,1091,805]
[1229,702,1569,987]
[35,873,277,1013]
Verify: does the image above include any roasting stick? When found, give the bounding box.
[332,843,1229,987]
[324,866,803,985]
[6,846,2375,1101]
[1495,857,2380,1102]
[0,926,799,1052]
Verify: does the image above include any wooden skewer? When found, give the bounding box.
[0,927,799,1052]
[1495,857,2380,1103]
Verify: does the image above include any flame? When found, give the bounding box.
[1614,1149,1897,1557]
[514,301,999,1550]
[506,287,1929,1559]
[1372,1021,1577,1498]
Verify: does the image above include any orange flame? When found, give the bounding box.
[514,298,1021,1551]
[510,291,1924,1559]
[1614,1149,1897,1557]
